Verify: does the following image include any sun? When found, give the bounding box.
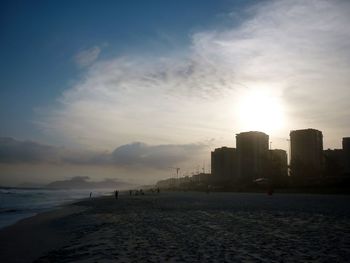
[235,89,285,134]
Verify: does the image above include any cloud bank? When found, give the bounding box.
[0,138,206,170]
[0,137,60,164]
[39,0,350,151]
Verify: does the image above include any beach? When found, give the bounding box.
[0,188,113,229]
[1,192,350,262]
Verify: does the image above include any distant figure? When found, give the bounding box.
[157,187,160,194]
[140,189,144,195]
[129,190,132,196]
[89,192,92,198]
[115,190,119,200]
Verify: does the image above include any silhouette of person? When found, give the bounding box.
[129,190,132,196]
[89,192,92,198]
[157,187,160,194]
[115,190,119,200]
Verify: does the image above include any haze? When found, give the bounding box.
[1,0,350,186]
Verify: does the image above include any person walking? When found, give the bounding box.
[115,190,119,200]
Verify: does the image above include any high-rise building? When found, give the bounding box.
[324,149,344,177]
[343,137,350,174]
[236,131,269,180]
[290,129,323,180]
[211,147,237,182]
[268,149,288,185]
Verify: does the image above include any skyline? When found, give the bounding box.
[1,0,350,186]
[1,126,347,187]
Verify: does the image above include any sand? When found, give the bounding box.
[1,192,350,262]
[0,204,86,263]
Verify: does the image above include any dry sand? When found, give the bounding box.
[1,192,350,262]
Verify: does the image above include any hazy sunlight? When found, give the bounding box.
[236,89,285,134]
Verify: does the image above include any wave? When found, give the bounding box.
[0,188,111,229]
[0,189,15,194]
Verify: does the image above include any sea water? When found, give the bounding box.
[0,188,112,229]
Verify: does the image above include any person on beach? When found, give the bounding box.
[157,187,160,194]
[129,190,132,196]
[115,190,119,200]
[89,192,92,198]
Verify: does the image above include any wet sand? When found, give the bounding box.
[1,192,350,262]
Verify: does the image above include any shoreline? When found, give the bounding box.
[0,202,88,263]
[1,189,348,232]
[0,193,108,231]
[0,188,115,230]
[1,189,349,231]
[1,192,350,262]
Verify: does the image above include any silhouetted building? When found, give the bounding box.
[324,149,344,177]
[343,137,350,175]
[236,131,269,180]
[211,147,237,182]
[156,177,178,189]
[156,173,211,190]
[191,173,211,183]
[290,129,323,182]
[267,149,288,186]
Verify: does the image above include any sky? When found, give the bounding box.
[1,0,350,186]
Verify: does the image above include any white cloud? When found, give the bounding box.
[74,46,101,68]
[40,0,350,153]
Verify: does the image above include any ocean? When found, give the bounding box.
[0,187,113,229]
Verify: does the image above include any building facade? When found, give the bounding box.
[324,149,344,177]
[236,131,269,180]
[268,149,288,186]
[211,147,237,182]
[343,137,350,175]
[290,129,323,180]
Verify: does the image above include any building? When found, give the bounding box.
[211,147,237,182]
[236,131,269,180]
[290,129,323,181]
[156,177,178,189]
[324,149,344,177]
[191,173,211,183]
[343,137,350,175]
[267,149,288,186]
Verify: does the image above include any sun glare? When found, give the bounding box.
[235,90,285,134]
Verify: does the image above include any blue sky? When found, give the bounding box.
[1,0,350,185]
[0,0,257,141]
